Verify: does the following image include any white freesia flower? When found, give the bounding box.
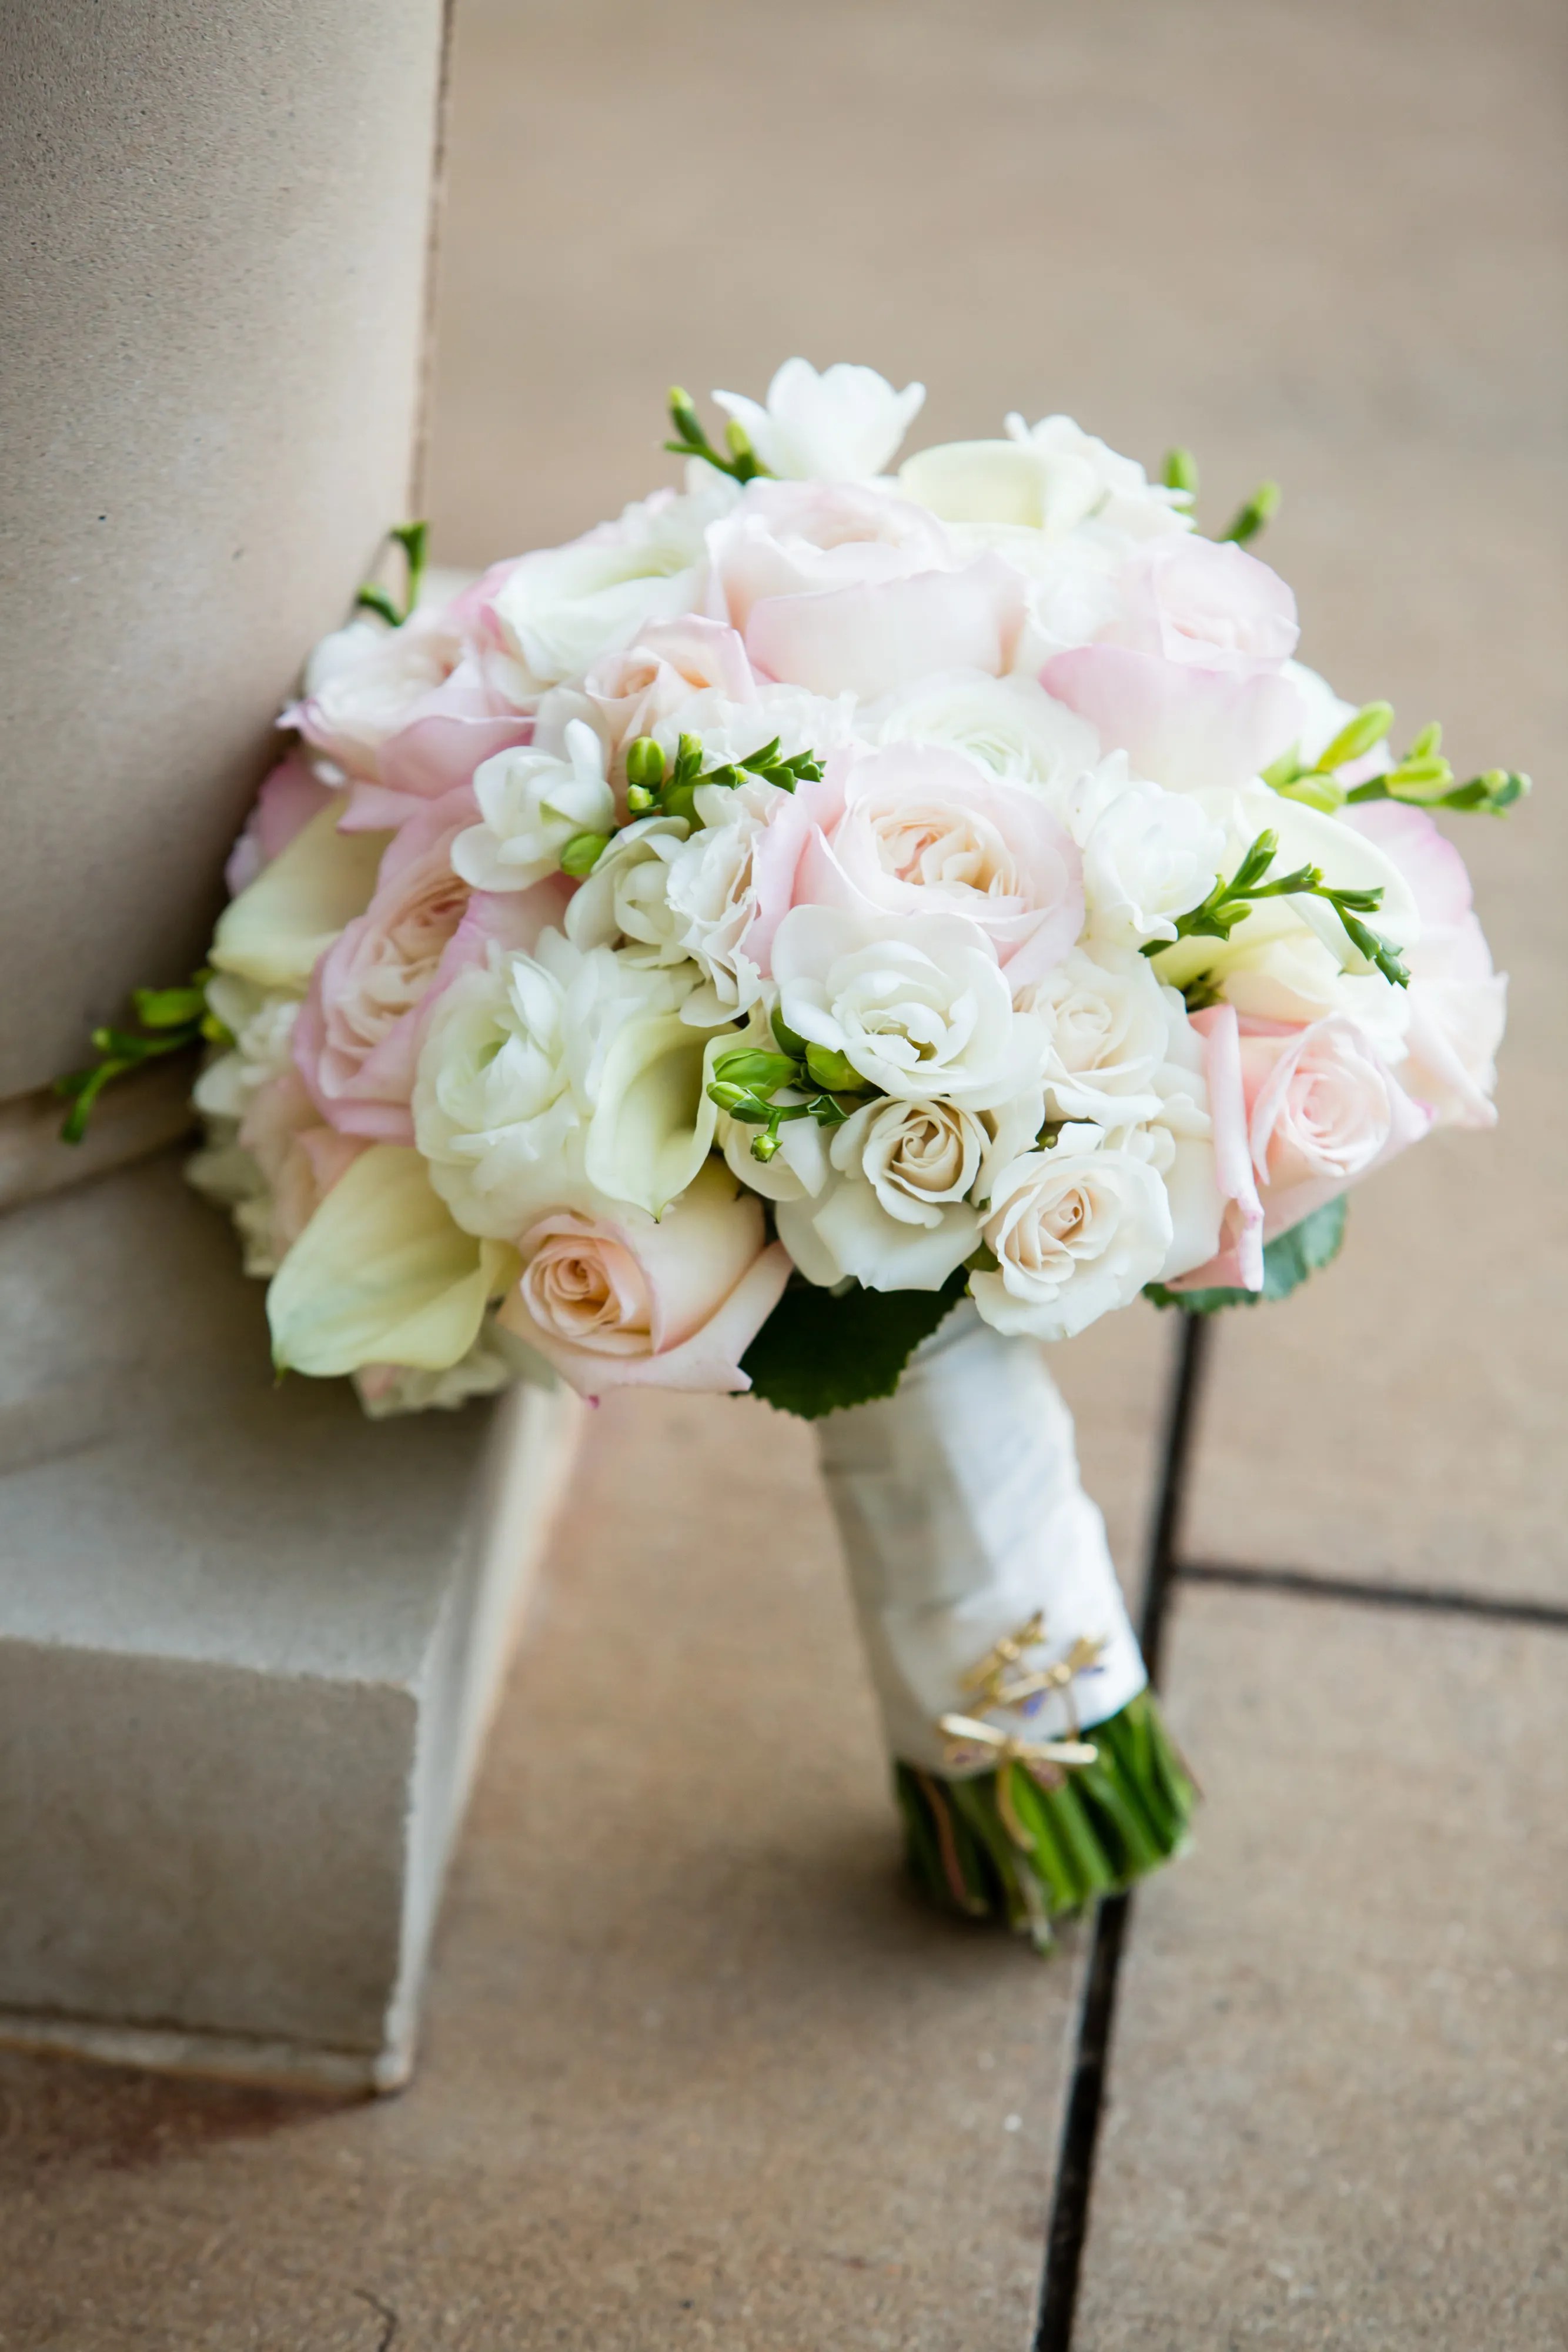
[489,485,722,687]
[1015,948,1176,1124]
[713,358,926,483]
[971,1124,1174,1342]
[453,719,615,893]
[865,670,1100,798]
[773,904,1028,1111]
[1066,760,1226,947]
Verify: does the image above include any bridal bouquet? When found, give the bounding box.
[66,361,1519,1942]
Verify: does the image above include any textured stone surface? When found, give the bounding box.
[0,1381,1086,2350]
[0,0,447,1096]
[1075,1585,1568,2350]
[1,1154,580,2077]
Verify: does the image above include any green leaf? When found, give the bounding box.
[1145,1194,1348,1315]
[741,1269,968,1418]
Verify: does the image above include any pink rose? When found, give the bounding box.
[706,480,1024,700]
[293,795,564,1144]
[583,616,757,753]
[287,567,533,832]
[791,743,1084,985]
[224,753,337,896]
[238,1067,366,1260]
[1345,801,1506,1128]
[496,1162,792,1398]
[1042,537,1305,793]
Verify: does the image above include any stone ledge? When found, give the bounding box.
[0,1150,582,2088]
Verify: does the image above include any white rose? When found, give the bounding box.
[1064,759,1226,948]
[865,669,1101,797]
[489,483,726,687]
[713,358,926,483]
[773,904,1029,1111]
[1015,948,1176,1124]
[453,719,615,893]
[564,814,693,974]
[775,1095,985,1292]
[971,1124,1174,1342]
[647,679,855,773]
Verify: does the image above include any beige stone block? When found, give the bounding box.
[0,0,447,1097]
[1074,1583,1568,2350]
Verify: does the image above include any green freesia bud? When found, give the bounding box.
[626,736,665,790]
[559,830,611,878]
[625,783,655,814]
[804,1043,863,1093]
[1407,721,1442,761]
[706,1081,755,1115]
[1162,446,1199,498]
[1316,701,1394,773]
[725,417,757,463]
[714,1048,798,1089]
[750,1131,782,1164]
[1219,479,1282,546]
[771,1004,808,1059]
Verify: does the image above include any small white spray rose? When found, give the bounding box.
[971,1124,1174,1342]
[1017,948,1176,1125]
[772,904,1029,1111]
[453,720,615,893]
[713,359,927,483]
[1065,761,1226,947]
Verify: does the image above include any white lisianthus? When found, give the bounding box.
[1015,948,1176,1124]
[1063,759,1226,948]
[773,905,1029,1111]
[971,1124,1174,1342]
[413,933,697,1236]
[865,669,1101,797]
[453,719,615,893]
[713,359,926,483]
[489,485,724,687]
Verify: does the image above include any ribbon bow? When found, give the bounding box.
[937,1612,1108,1853]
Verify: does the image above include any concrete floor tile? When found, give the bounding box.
[1074,1584,1568,2351]
[0,1383,1086,2351]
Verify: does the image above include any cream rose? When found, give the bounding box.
[865,669,1101,797]
[1017,948,1176,1124]
[497,1162,792,1396]
[971,1125,1174,1342]
[488,483,724,689]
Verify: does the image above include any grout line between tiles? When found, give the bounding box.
[1177,1558,1568,1631]
[1032,1315,1209,2352]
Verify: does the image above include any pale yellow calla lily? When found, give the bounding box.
[268,1145,518,1376]
[211,804,387,990]
[583,1013,731,1219]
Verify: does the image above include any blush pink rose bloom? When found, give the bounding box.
[1345,801,1506,1128]
[238,1066,367,1261]
[293,793,565,1144]
[1042,539,1305,793]
[1172,1008,1429,1291]
[791,743,1084,987]
[583,616,758,753]
[287,564,533,833]
[496,1162,793,1398]
[224,751,338,896]
[706,480,1025,701]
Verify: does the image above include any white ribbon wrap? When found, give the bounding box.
[815,1303,1146,1775]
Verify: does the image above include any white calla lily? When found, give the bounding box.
[268,1144,516,1375]
[584,1013,728,1218]
[211,805,386,990]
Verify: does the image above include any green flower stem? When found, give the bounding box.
[893,1690,1198,1952]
